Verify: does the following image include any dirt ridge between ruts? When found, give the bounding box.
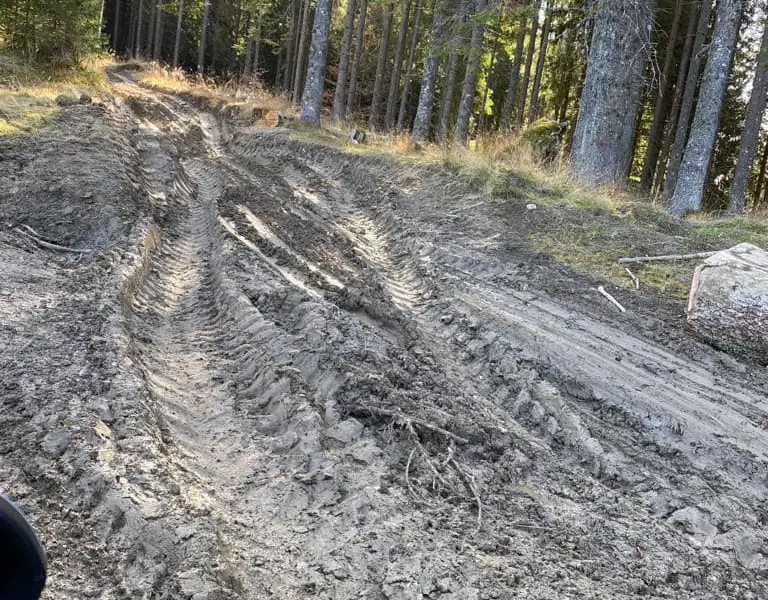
[0,73,766,600]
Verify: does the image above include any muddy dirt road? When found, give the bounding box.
[1,74,767,599]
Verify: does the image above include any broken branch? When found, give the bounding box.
[624,267,639,290]
[351,406,469,445]
[13,226,92,254]
[597,286,626,313]
[618,251,718,264]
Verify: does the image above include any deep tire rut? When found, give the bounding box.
[71,76,768,599]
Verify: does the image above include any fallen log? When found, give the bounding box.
[687,243,768,364]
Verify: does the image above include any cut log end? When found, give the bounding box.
[687,243,768,365]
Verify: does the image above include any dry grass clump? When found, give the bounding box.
[137,62,295,121]
[0,51,107,134]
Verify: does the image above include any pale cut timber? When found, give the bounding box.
[687,243,768,364]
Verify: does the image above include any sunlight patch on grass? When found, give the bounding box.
[0,51,109,136]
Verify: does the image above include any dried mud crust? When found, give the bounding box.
[0,75,766,600]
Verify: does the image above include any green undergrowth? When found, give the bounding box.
[0,51,107,134]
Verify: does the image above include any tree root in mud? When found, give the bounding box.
[353,404,483,528]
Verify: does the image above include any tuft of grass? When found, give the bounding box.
[136,63,295,122]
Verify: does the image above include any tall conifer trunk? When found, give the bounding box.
[453,0,487,146]
[669,0,743,215]
[729,17,768,213]
[300,0,334,124]
[571,0,656,185]
[412,0,447,140]
[332,0,358,123]
[662,0,712,201]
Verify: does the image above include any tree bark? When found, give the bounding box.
[300,0,334,124]
[454,0,487,146]
[687,243,768,365]
[369,3,394,129]
[243,13,254,77]
[346,0,369,122]
[528,1,551,125]
[332,0,357,122]
[172,0,184,67]
[153,0,164,61]
[571,0,656,186]
[412,0,447,140]
[729,18,768,213]
[197,0,210,74]
[515,0,541,131]
[112,0,121,51]
[437,0,469,141]
[639,0,684,192]
[252,11,262,74]
[293,0,313,103]
[385,0,412,129]
[669,0,742,216]
[653,0,700,196]
[500,12,527,132]
[145,0,155,56]
[662,0,712,202]
[753,136,768,206]
[134,0,144,57]
[284,0,301,91]
[396,0,424,130]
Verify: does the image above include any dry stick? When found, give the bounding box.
[354,406,469,445]
[13,226,93,254]
[405,421,452,491]
[597,286,627,313]
[618,251,718,264]
[449,457,483,530]
[624,267,640,290]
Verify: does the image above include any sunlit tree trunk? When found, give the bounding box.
[662,0,712,202]
[454,0,487,146]
[729,17,768,213]
[369,2,394,129]
[528,2,551,125]
[346,0,368,122]
[396,0,423,130]
[385,0,412,129]
[292,0,313,102]
[332,0,357,122]
[197,0,210,74]
[300,0,334,124]
[669,0,742,216]
[641,0,685,193]
[437,0,469,141]
[500,13,527,132]
[412,0,447,140]
[571,0,656,186]
[172,0,183,67]
[515,0,541,131]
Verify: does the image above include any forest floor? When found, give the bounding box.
[1,65,768,600]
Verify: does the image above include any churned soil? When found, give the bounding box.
[1,72,766,600]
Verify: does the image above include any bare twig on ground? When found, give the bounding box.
[624,267,639,290]
[597,286,627,313]
[618,250,718,264]
[405,447,417,495]
[12,225,92,254]
[352,406,469,445]
[449,458,483,530]
[404,421,452,491]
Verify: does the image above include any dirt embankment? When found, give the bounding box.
[1,74,767,600]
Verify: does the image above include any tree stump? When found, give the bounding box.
[687,243,768,364]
